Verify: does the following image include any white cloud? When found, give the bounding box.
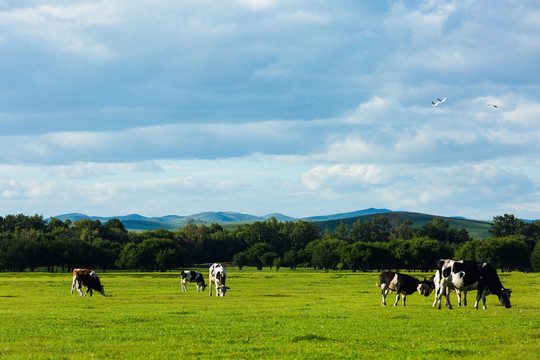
[235,0,277,11]
[0,2,117,60]
[302,164,390,190]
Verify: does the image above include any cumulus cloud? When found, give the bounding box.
[1,1,539,220]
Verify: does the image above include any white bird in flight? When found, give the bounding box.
[432,97,446,107]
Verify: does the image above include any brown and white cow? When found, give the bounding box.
[209,263,229,297]
[71,268,105,297]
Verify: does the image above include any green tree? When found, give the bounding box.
[307,238,346,271]
[530,240,540,272]
[489,214,526,237]
[335,221,349,240]
[351,219,372,242]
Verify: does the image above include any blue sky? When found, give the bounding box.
[1,0,539,220]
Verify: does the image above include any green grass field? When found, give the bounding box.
[0,269,538,359]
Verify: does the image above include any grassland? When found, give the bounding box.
[0,269,538,359]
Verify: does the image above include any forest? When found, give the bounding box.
[0,213,539,272]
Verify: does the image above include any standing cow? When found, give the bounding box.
[181,270,207,292]
[209,263,229,297]
[376,271,432,306]
[71,268,105,297]
[429,270,467,307]
[435,259,511,310]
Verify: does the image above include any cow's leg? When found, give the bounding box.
[209,280,213,296]
[463,291,467,306]
[456,290,461,307]
[71,276,77,294]
[402,293,407,306]
[433,281,440,307]
[481,290,487,310]
[393,293,400,306]
[438,283,453,309]
[436,286,443,309]
[182,280,187,292]
[442,283,453,309]
[196,283,200,292]
[76,282,84,297]
[380,285,387,306]
[474,290,483,310]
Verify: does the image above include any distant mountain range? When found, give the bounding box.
[50,208,391,229]
[48,208,495,237]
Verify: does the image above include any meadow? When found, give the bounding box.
[0,268,538,359]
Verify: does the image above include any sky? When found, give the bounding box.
[1,0,539,221]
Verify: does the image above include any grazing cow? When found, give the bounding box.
[71,268,105,297]
[435,259,511,310]
[181,270,207,292]
[209,263,229,297]
[376,271,432,306]
[71,268,99,294]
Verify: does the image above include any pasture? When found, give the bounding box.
[0,269,538,359]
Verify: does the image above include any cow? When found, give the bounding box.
[376,271,432,306]
[71,268,99,294]
[209,263,229,297]
[71,268,105,297]
[429,270,467,307]
[181,270,207,292]
[435,259,511,310]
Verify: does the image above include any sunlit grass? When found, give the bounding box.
[0,269,538,359]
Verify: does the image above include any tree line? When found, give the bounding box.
[0,213,539,272]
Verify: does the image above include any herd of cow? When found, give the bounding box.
[71,259,512,310]
[71,263,230,297]
[377,259,512,309]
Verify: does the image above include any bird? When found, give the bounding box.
[437,97,447,103]
[432,101,440,107]
[487,104,499,108]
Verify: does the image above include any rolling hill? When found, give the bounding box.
[49,209,493,237]
[312,211,492,239]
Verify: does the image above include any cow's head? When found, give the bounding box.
[417,278,435,297]
[95,283,105,296]
[218,285,230,297]
[201,284,207,292]
[498,288,511,308]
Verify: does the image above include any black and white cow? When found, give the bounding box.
[376,271,431,306]
[435,259,511,310]
[429,270,467,307]
[72,268,105,297]
[181,270,207,292]
[209,263,229,297]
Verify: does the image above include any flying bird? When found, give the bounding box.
[432,101,440,107]
[437,97,447,104]
[488,104,499,108]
